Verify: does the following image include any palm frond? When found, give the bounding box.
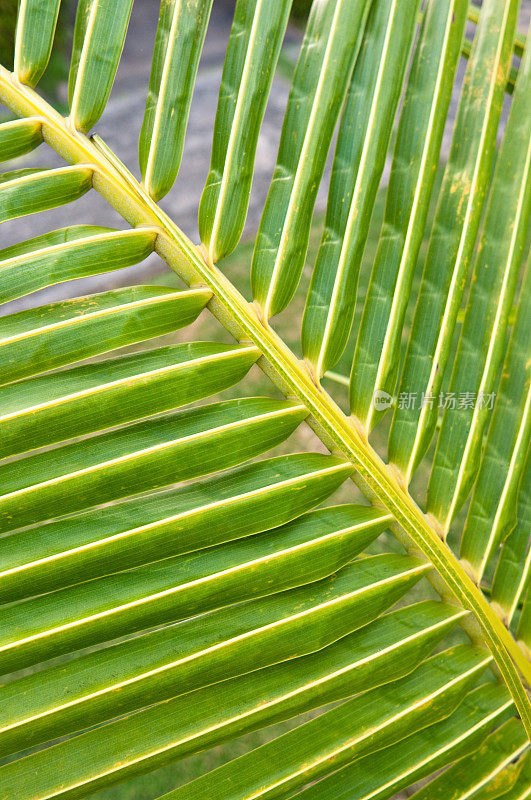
[0,0,529,796]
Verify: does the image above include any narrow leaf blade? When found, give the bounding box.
[198,0,292,262]
[427,34,531,533]
[0,166,93,223]
[0,343,259,460]
[409,718,528,799]
[347,0,467,428]
[0,118,43,161]
[164,646,491,800]
[302,0,422,380]
[0,226,156,305]
[389,0,519,483]
[250,0,371,319]
[290,683,514,800]
[139,0,213,200]
[14,0,61,87]
[0,510,400,757]
[0,285,211,385]
[69,0,134,132]
[460,267,531,582]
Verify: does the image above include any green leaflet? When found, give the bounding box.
[462,31,519,96]
[0,396,303,532]
[250,0,371,320]
[3,529,436,760]
[0,117,42,161]
[492,750,531,800]
[467,4,526,58]
[0,166,93,223]
[68,0,134,132]
[290,683,513,800]
[0,453,349,601]
[198,0,292,263]
[491,452,531,627]
[0,285,211,385]
[165,646,490,800]
[0,552,427,681]
[388,0,519,484]
[0,342,260,460]
[348,0,467,428]
[409,718,529,799]
[139,0,213,200]
[460,267,531,582]
[427,35,531,534]
[0,582,458,800]
[302,0,422,380]
[0,226,156,304]
[14,0,61,87]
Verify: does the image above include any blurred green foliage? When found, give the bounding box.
[0,0,69,102]
[291,0,313,23]
[0,0,17,72]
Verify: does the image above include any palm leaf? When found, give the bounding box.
[0,0,529,797]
